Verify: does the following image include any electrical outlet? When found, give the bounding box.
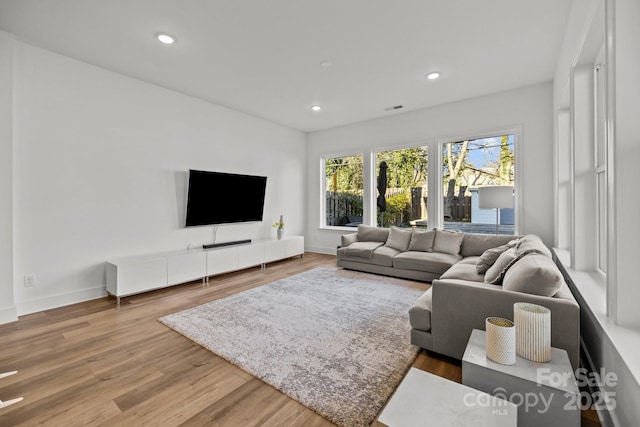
[24,274,36,287]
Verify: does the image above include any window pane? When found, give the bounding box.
[324,155,363,227]
[595,65,606,168]
[375,146,428,228]
[442,136,515,235]
[597,171,607,273]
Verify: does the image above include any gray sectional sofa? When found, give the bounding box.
[337,225,580,369]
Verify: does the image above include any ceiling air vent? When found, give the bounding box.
[384,105,404,111]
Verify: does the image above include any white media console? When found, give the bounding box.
[106,235,304,306]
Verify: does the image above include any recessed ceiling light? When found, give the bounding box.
[320,60,332,68]
[155,32,176,45]
[426,72,441,80]
[311,105,322,112]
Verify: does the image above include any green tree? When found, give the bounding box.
[378,147,428,189]
[325,156,363,193]
[443,141,470,219]
[498,135,514,185]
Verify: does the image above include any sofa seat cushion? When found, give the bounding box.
[339,245,400,267]
[503,253,564,297]
[439,262,484,282]
[342,241,384,259]
[409,289,432,331]
[392,251,461,274]
[457,256,480,265]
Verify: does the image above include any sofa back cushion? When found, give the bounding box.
[516,234,552,258]
[356,224,389,243]
[384,226,413,251]
[408,229,435,252]
[460,233,519,257]
[433,229,464,255]
[502,253,564,297]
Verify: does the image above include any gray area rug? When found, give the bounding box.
[159,267,426,427]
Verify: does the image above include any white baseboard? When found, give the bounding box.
[0,304,18,325]
[17,286,108,316]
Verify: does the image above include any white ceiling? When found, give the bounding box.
[0,0,572,132]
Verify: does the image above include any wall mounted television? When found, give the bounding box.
[185,169,267,227]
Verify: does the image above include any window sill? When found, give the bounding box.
[554,248,640,388]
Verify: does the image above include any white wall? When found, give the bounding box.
[0,31,16,323]
[8,41,306,316]
[306,82,553,253]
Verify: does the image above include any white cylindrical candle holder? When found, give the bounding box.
[485,317,516,365]
[514,302,551,363]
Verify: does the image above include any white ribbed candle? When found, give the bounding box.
[514,302,551,363]
[485,317,516,365]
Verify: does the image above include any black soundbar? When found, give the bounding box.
[203,239,251,249]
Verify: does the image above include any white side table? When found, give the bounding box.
[376,367,517,427]
[462,329,580,427]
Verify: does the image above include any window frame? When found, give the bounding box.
[436,127,522,234]
[319,151,366,230]
[372,143,429,229]
[593,62,607,277]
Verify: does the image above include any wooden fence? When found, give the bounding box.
[443,196,472,221]
[326,192,363,226]
[326,191,472,226]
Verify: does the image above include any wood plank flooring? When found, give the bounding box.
[0,253,602,426]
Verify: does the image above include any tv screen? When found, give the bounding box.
[185,169,267,227]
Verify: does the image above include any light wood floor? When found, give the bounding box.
[0,253,601,426]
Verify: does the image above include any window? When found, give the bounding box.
[375,146,428,228]
[323,154,364,227]
[442,135,515,234]
[594,62,607,275]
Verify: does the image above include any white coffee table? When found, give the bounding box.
[376,367,517,427]
[462,329,580,427]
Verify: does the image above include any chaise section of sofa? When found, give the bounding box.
[410,233,580,370]
[336,225,580,370]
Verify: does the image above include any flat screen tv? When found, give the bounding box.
[185,169,267,227]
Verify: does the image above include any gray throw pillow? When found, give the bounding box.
[502,254,564,296]
[475,244,511,274]
[484,247,517,285]
[356,224,389,243]
[408,229,435,252]
[385,226,413,251]
[432,229,464,255]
